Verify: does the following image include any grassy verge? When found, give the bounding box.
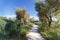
[20,23,32,40]
[38,22,60,40]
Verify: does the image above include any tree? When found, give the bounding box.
[16,9,25,26]
[16,8,30,26]
[35,0,60,28]
[16,8,29,40]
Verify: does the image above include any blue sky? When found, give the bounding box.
[0,0,38,17]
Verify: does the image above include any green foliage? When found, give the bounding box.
[41,28,60,40]
[36,0,60,40]
[5,20,17,32]
[0,17,32,40]
[0,17,18,39]
[34,21,40,25]
[39,22,60,40]
[20,23,32,40]
[0,18,8,39]
[0,19,7,32]
[5,20,18,38]
[35,0,60,28]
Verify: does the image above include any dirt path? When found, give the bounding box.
[27,25,45,40]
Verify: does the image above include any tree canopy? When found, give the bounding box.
[35,0,60,27]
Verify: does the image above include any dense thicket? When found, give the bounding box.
[0,9,32,40]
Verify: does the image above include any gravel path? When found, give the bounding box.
[27,25,45,40]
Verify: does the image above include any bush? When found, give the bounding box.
[38,21,60,40]
[5,20,18,38]
[0,17,32,40]
[20,23,32,40]
[41,28,60,40]
[0,18,8,39]
[0,18,18,39]
[0,19,7,32]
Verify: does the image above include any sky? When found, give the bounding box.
[0,0,57,21]
[0,0,38,17]
[0,0,47,20]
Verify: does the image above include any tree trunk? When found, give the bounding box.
[49,16,52,27]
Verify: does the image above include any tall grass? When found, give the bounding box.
[38,22,60,40]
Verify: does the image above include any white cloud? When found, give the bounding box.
[1,14,39,21]
[3,14,16,19]
[30,16,39,21]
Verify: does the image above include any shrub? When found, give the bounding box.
[20,23,32,40]
[0,17,32,40]
[41,28,60,40]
